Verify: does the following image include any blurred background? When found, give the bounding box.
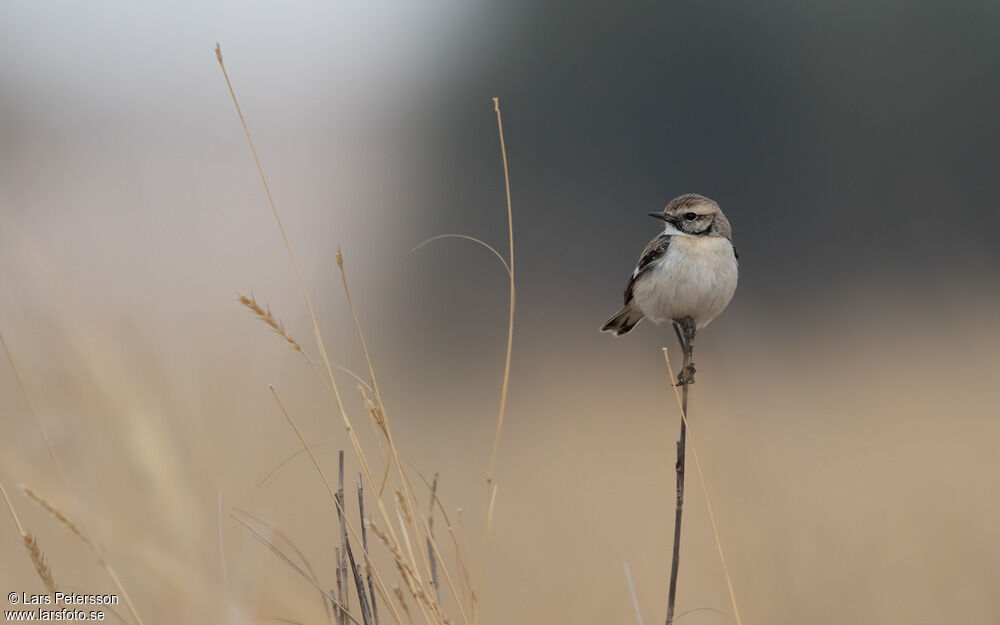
[1,1,999,624]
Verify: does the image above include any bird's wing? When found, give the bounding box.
[624,234,672,304]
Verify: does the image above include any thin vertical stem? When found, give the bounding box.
[487,96,515,485]
[665,321,694,625]
[426,473,440,602]
[660,349,743,625]
[338,451,349,624]
[346,537,374,625]
[358,474,380,625]
[0,478,25,536]
[480,97,515,625]
[624,562,645,625]
[336,548,345,625]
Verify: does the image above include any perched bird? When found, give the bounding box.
[601,193,738,380]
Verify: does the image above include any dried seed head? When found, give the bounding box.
[237,292,302,352]
[21,487,94,552]
[23,533,57,594]
[359,386,387,432]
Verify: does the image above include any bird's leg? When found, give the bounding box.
[673,316,697,386]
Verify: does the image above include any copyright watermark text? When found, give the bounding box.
[5,592,115,621]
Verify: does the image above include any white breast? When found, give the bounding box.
[632,236,738,329]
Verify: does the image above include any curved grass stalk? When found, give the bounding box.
[410,235,511,277]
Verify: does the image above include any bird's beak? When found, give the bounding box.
[648,211,669,221]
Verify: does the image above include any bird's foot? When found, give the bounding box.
[674,363,696,386]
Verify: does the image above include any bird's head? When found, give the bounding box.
[648,193,730,238]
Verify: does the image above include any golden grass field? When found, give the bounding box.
[2,264,999,625]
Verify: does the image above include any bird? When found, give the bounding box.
[601,193,738,381]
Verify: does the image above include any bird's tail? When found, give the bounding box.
[600,305,644,336]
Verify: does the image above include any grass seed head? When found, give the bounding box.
[237,292,302,353]
[23,533,57,594]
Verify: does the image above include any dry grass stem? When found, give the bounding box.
[413,471,474,603]
[358,476,380,625]
[338,451,351,625]
[336,247,382,403]
[358,386,391,494]
[368,521,443,625]
[253,442,329,491]
[232,514,360,625]
[21,487,94,551]
[404,490,470,625]
[0,478,26,536]
[487,96,516,486]
[236,508,332,623]
[345,535,374,625]
[672,608,736,624]
[336,549,345,625]
[661,348,742,625]
[426,474,440,601]
[410,235,511,277]
[665,322,694,625]
[394,497,422,587]
[624,562,644,625]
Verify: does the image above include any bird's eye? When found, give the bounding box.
[684,212,697,221]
